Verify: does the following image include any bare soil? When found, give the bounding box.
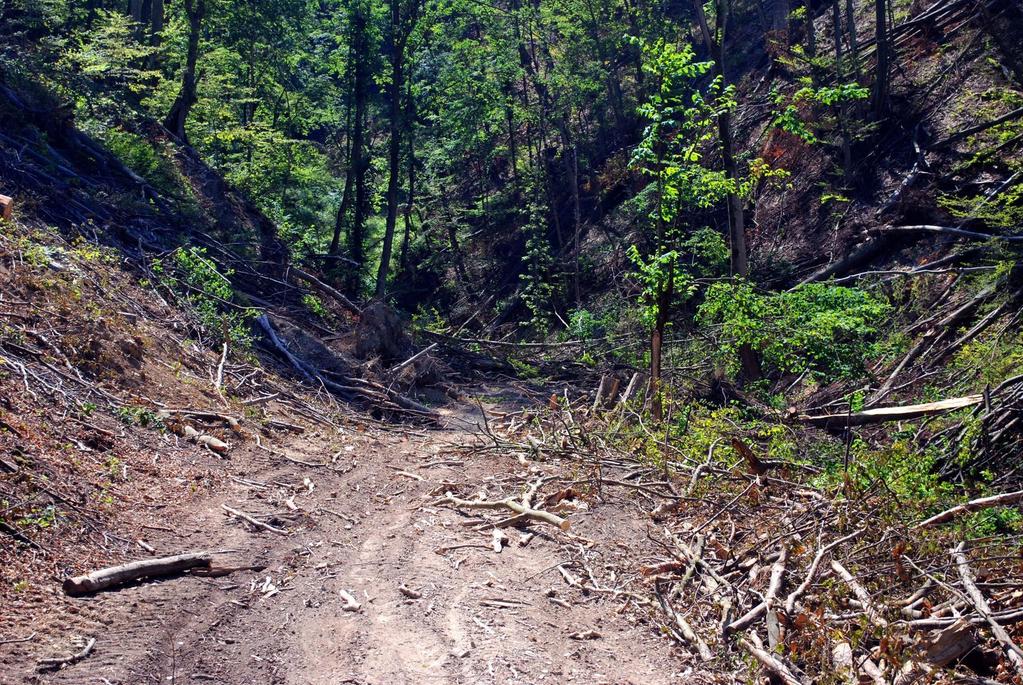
[0,392,687,685]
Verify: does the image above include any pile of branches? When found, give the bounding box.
[465,395,1023,683]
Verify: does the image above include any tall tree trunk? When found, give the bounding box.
[348,1,370,295]
[439,184,469,286]
[692,0,748,277]
[871,0,889,118]
[844,0,860,78]
[400,82,416,271]
[571,144,582,306]
[163,0,204,143]
[376,0,406,298]
[804,0,817,57]
[832,0,853,185]
[329,56,355,259]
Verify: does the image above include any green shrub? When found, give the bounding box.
[154,247,256,347]
[698,281,890,379]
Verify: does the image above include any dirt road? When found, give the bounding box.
[5,392,683,685]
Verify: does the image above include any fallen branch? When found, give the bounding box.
[798,395,981,428]
[883,225,1023,243]
[654,581,713,660]
[831,560,889,628]
[914,490,1023,529]
[740,635,803,685]
[929,106,1023,149]
[37,637,96,672]
[784,529,863,615]
[222,504,288,536]
[726,545,788,634]
[439,491,570,531]
[953,542,1023,678]
[62,553,212,596]
[288,265,361,315]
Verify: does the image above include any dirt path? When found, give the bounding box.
[10,393,683,685]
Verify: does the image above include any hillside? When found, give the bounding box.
[2,0,1023,683]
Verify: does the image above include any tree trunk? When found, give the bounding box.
[832,0,853,185]
[871,0,889,118]
[376,0,406,298]
[400,82,416,271]
[804,0,817,56]
[163,0,204,143]
[329,56,355,259]
[692,0,748,277]
[844,0,860,78]
[348,1,370,295]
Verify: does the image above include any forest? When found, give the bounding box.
[1,0,1022,682]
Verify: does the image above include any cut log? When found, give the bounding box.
[0,194,12,221]
[798,395,982,428]
[592,375,620,411]
[62,552,212,596]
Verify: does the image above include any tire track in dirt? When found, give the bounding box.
[15,398,681,685]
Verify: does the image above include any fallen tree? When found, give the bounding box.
[797,395,982,428]
[62,552,212,596]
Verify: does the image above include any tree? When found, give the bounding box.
[376,0,422,297]
[690,0,748,278]
[630,39,726,418]
[345,0,372,294]
[163,0,204,142]
[872,0,889,118]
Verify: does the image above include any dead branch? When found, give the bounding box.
[726,545,788,634]
[784,529,864,615]
[799,395,982,428]
[952,542,1023,678]
[831,560,889,628]
[654,581,713,660]
[883,225,1023,243]
[929,106,1023,149]
[36,637,96,671]
[439,490,570,531]
[914,490,1023,529]
[62,553,212,596]
[222,504,288,535]
[287,265,362,315]
[740,634,804,685]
